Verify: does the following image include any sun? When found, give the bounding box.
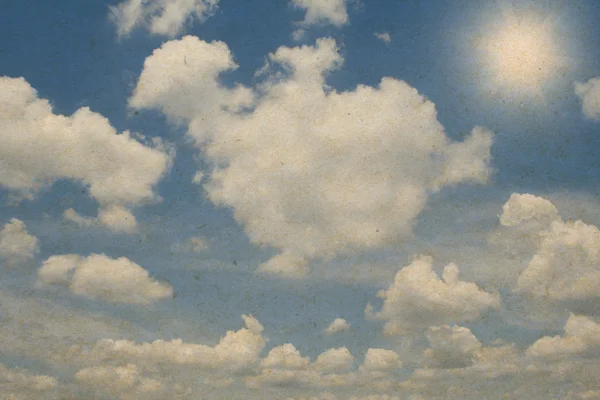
[474,6,567,99]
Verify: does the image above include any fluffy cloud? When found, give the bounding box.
[248,345,402,390]
[37,254,173,304]
[516,219,600,300]
[291,0,349,27]
[575,77,600,120]
[0,218,38,266]
[499,193,560,228]
[257,251,310,279]
[421,325,482,369]
[314,348,354,372]
[324,318,351,335]
[81,315,265,372]
[0,77,172,232]
[110,0,219,37]
[401,327,520,399]
[526,314,600,360]
[367,256,500,334]
[130,37,493,273]
[64,205,138,233]
[262,344,312,370]
[361,349,402,372]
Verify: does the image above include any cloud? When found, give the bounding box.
[0,218,38,266]
[257,251,310,279]
[324,318,351,334]
[248,345,402,390]
[261,343,311,370]
[82,315,265,372]
[109,0,219,37]
[575,77,600,120]
[421,325,483,369]
[130,37,494,273]
[291,0,349,27]
[64,205,138,234]
[361,349,402,372]
[526,314,600,360]
[374,32,391,44]
[0,76,173,232]
[76,363,167,400]
[314,348,354,372]
[516,219,600,300]
[37,254,173,304]
[367,256,500,334]
[499,193,560,228]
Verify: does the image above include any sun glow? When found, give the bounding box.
[475,7,567,98]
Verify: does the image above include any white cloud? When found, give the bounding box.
[324,318,351,334]
[516,219,600,300]
[64,205,138,233]
[421,325,482,369]
[361,349,402,372]
[110,0,219,37]
[262,343,311,370]
[575,77,600,120]
[374,32,391,44]
[257,251,310,278]
[130,37,494,273]
[291,0,349,27]
[37,253,173,304]
[499,193,560,228]
[526,314,600,360]
[0,76,173,232]
[367,256,500,334]
[83,315,265,372]
[0,218,38,266]
[314,348,354,372]
[0,363,58,399]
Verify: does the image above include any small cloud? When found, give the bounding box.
[256,252,310,278]
[0,219,38,266]
[63,205,138,234]
[374,31,391,44]
[192,171,205,185]
[575,77,600,120]
[37,253,173,304]
[324,318,351,334]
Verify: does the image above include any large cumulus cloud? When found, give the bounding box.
[130,36,494,275]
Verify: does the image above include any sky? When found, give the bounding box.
[1,0,600,398]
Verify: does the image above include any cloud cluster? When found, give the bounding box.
[130,36,494,275]
[247,344,402,390]
[367,256,500,334]
[37,253,173,304]
[492,194,600,301]
[0,218,38,266]
[110,0,219,37]
[80,315,265,372]
[0,77,173,233]
[291,0,349,27]
[575,77,600,120]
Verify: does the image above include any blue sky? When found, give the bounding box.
[1,0,600,398]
